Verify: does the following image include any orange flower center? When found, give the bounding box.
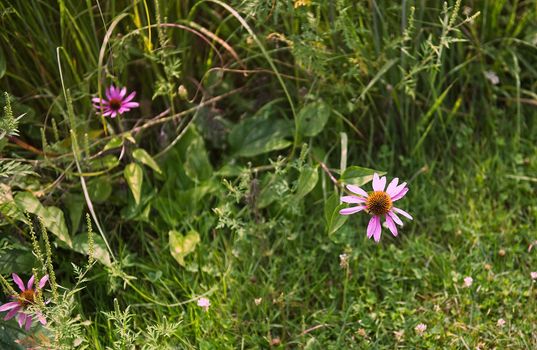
[366,191,392,216]
[18,289,35,307]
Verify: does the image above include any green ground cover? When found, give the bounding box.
[0,0,536,348]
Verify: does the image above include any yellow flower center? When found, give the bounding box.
[18,289,35,307]
[366,191,392,216]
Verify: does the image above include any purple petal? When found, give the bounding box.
[373,173,386,192]
[386,178,399,196]
[123,91,136,102]
[393,207,413,220]
[27,275,35,290]
[388,211,403,226]
[119,87,127,98]
[39,275,49,289]
[92,97,104,103]
[339,206,366,215]
[118,107,129,114]
[340,196,365,204]
[390,182,407,197]
[4,307,20,320]
[391,188,408,201]
[105,86,113,100]
[17,312,27,328]
[385,215,398,237]
[122,101,139,108]
[12,274,25,291]
[373,216,382,242]
[110,111,118,118]
[0,302,20,312]
[102,110,113,117]
[25,315,32,331]
[367,216,377,238]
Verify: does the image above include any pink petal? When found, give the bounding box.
[339,206,366,215]
[367,216,377,238]
[0,302,20,312]
[17,312,27,328]
[110,111,117,118]
[119,87,127,98]
[390,182,407,198]
[340,196,365,204]
[391,188,408,202]
[25,315,32,331]
[386,178,399,196]
[39,275,49,289]
[27,275,35,290]
[385,215,398,237]
[393,207,413,220]
[346,185,368,197]
[122,101,139,108]
[4,307,20,320]
[388,211,403,226]
[12,274,25,291]
[373,217,382,242]
[118,107,129,114]
[102,110,113,117]
[123,91,136,102]
[105,86,113,100]
[37,312,47,325]
[373,173,386,192]
[92,97,104,103]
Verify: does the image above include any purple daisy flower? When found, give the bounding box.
[339,173,413,242]
[0,273,48,331]
[92,85,139,118]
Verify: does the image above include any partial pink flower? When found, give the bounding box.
[0,273,48,331]
[414,323,427,335]
[92,85,139,118]
[531,272,537,280]
[463,276,473,288]
[497,318,506,327]
[197,297,210,312]
[339,173,412,242]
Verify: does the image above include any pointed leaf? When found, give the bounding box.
[124,163,143,205]
[133,148,162,174]
[297,101,331,137]
[169,230,200,267]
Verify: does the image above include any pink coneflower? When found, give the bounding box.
[0,273,48,331]
[339,173,412,242]
[92,85,139,118]
[197,297,210,312]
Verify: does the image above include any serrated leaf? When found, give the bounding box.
[296,167,319,199]
[169,230,200,267]
[124,163,143,205]
[297,101,331,137]
[133,148,162,174]
[324,192,348,236]
[340,166,382,186]
[72,232,111,266]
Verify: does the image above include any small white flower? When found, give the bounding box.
[339,254,349,268]
[530,272,537,280]
[484,71,499,85]
[254,298,262,305]
[463,276,473,288]
[415,323,427,335]
[497,318,506,327]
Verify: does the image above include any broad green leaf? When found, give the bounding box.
[184,137,212,181]
[133,148,162,174]
[169,230,200,267]
[88,176,112,203]
[64,194,84,233]
[324,192,348,236]
[103,136,123,151]
[0,46,5,79]
[0,184,25,222]
[297,101,331,137]
[72,232,111,266]
[228,109,292,157]
[124,163,143,205]
[14,192,72,247]
[0,246,34,274]
[89,154,119,171]
[295,167,319,199]
[340,166,382,186]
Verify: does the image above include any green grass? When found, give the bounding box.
[0,0,536,348]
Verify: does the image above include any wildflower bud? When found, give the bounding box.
[178,85,188,100]
[498,249,506,257]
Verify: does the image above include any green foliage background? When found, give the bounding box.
[0,0,536,348]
